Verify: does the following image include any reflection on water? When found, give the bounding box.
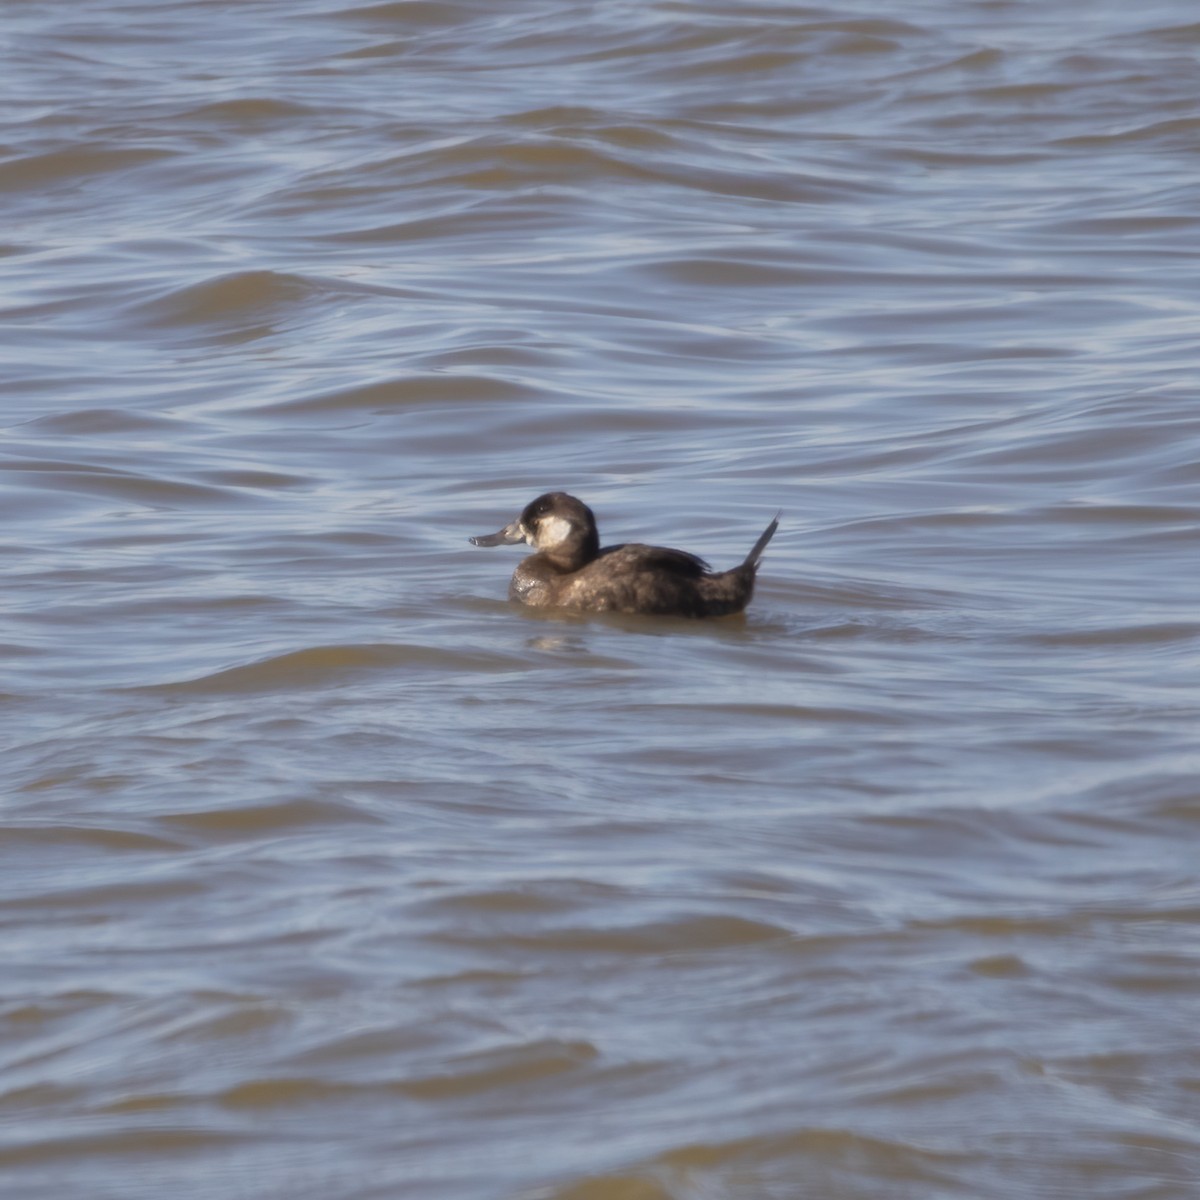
[3,0,1199,1197]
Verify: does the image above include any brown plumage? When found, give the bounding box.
[471,492,779,618]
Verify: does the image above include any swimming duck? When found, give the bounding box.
[471,492,779,617]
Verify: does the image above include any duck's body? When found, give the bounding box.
[471,492,778,618]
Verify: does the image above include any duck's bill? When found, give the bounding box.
[469,521,525,547]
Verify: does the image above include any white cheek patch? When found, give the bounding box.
[535,514,573,549]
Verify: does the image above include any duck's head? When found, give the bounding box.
[470,492,600,568]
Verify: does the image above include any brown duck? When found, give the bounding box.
[471,492,779,617]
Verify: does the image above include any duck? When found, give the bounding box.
[470,492,779,617]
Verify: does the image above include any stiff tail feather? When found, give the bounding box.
[743,512,781,570]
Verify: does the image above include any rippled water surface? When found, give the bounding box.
[4,1,1200,1197]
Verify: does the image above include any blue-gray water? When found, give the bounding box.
[3,2,1199,1197]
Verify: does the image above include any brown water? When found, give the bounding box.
[4,1,1200,1197]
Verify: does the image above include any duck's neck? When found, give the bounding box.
[539,527,599,573]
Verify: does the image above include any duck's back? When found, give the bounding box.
[556,542,749,617]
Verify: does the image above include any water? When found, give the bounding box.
[3,1,1199,1197]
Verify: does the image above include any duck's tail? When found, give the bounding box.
[743,512,781,570]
